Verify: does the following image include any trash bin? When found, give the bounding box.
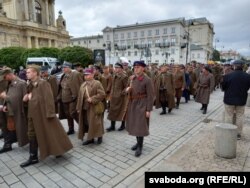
[215,123,237,159]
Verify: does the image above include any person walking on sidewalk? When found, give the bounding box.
[125,61,154,157]
[0,68,28,153]
[221,60,250,140]
[20,65,73,168]
[195,65,215,114]
[76,68,106,145]
[106,62,128,132]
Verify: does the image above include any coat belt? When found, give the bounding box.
[129,94,147,100]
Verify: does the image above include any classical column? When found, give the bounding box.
[24,0,29,20]
[45,0,49,25]
[27,36,32,48]
[51,0,56,26]
[31,0,36,22]
[48,39,51,47]
[35,37,39,48]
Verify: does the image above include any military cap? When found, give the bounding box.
[93,65,101,71]
[231,60,245,65]
[83,68,94,75]
[26,64,41,73]
[62,61,72,68]
[0,68,12,81]
[115,62,123,69]
[40,66,49,72]
[133,60,146,67]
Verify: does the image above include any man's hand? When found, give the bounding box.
[146,111,150,118]
[0,91,7,99]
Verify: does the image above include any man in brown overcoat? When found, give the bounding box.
[0,68,28,153]
[155,64,175,114]
[107,62,128,131]
[77,68,106,145]
[173,65,186,109]
[20,65,73,168]
[125,61,154,157]
[195,65,215,114]
[58,61,83,135]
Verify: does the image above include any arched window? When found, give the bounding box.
[35,1,42,24]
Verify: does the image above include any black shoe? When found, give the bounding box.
[20,156,39,168]
[97,137,102,144]
[106,126,115,132]
[67,129,75,135]
[118,125,125,131]
[0,146,12,154]
[0,132,3,139]
[168,109,172,113]
[237,134,241,140]
[160,111,166,115]
[203,109,207,114]
[55,155,62,158]
[135,147,142,157]
[200,107,204,110]
[131,144,138,151]
[175,105,179,109]
[82,139,94,145]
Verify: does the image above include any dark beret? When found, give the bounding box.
[133,60,146,67]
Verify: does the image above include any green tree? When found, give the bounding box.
[59,46,93,67]
[212,49,220,61]
[0,47,26,69]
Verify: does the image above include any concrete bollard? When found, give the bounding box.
[247,93,250,107]
[215,123,237,159]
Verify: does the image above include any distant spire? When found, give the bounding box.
[58,10,62,15]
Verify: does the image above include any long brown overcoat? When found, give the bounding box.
[5,78,28,146]
[155,72,176,109]
[195,73,215,105]
[76,80,106,140]
[0,80,8,130]
[126,74,154,136]
[28,79,73,160]
[107,72,128,121]
[58,70,83,119]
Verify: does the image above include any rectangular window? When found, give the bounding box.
[141,31,144,37]
[155,29,159,35]
[134,32,137,38]
[148,30,152,36]
[121,33,124,39]
[163,28,167,34]
[97,39,99,43]
[107,34,110,40]
[171,27,175,34]
[155,50,159,55]
[128,51,131,56]
[114,34,118,39]
[127,32,131,38]
[197,53,200,58]
[89,40,91,44]
[134,51,137,56]
[171,48,175,54]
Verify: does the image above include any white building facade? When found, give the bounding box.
[102,17,214,65]
[70,35,104,51]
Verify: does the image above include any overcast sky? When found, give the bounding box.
[55,0,250,57]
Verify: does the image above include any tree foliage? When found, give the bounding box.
[212,49,220,61]
[0,47,26,69]
[58,46,93,67]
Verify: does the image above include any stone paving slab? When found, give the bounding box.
[0,90,226,187]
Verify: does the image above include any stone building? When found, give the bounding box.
[0,0,70,49]
[102,17,214,65]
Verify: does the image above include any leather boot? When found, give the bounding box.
[168,108,172,113]
[106,121,115,132]
[82,139,94,145]
[97,137,102,144]
[118,121,125,131]
[9,131,17,144]
[160,107,166,115]
[135,137,143,157]
[200,104,205,110]
[0,132,3,139]
[203,104,207,114]
[131,137,138,151]
[175,98,180,109]
[20,139,39,168]
[67,118,75,135]
[0,131,13,154]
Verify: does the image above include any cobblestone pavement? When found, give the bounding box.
[0,90,240,188]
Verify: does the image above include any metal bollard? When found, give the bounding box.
[215,123,237,159]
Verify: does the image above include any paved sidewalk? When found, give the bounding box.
[1,90,246,188]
